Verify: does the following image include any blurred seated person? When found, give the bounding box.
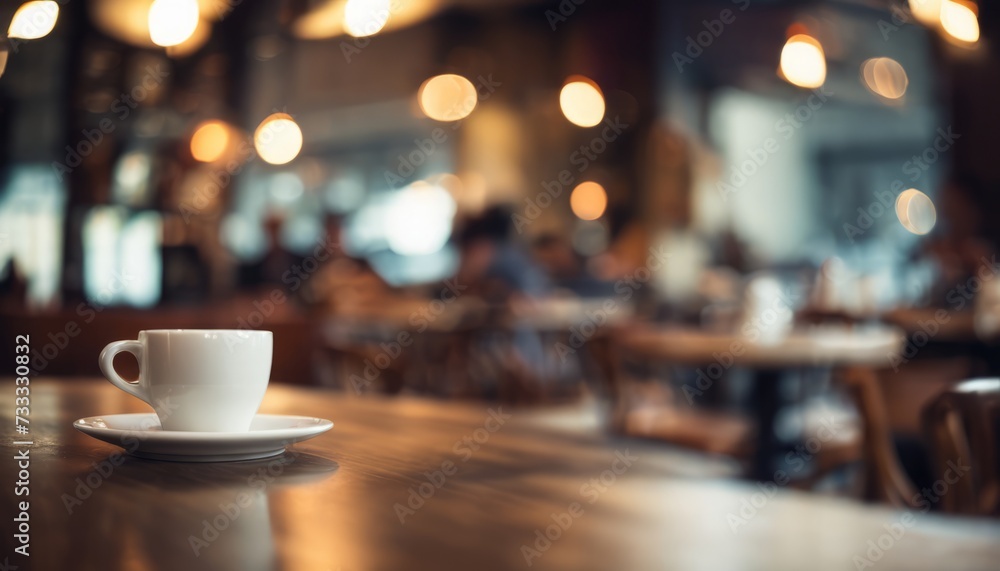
[455,205,549,303]
[160,244,212,304]
[0,258,28,310]
[237,214,305,293]
[303,214,390,314]
[531,232,614,298]
[920,175,995,307]
[452,206,560,399]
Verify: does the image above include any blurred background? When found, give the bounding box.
[1,0,999,515]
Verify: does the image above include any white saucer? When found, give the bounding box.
[73,413,333,462]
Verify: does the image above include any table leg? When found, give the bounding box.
[751,369,782,481]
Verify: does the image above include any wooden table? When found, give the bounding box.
[882,307,977,343]
[618,325,906,480]
[324,296,627,400]
[621,324,905,367]
[3,380,999,571]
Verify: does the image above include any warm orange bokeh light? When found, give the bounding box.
[896,188,937,235]
[254,113,304,165]
[418,74,478,122]
[559,78,605,127]
[148,0,200,47]
[908,0,943,26]
[940,0,979,44]
[861,58,908,100]
[570,181,608,221]
[344,0,391,37]
[190,121,231,163]
[8,1,59,40]
[779,34,826,89]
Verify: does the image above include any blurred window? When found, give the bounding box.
[0,165,66,307]
[82,206,162,307]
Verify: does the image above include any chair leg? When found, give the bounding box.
[839,366,921,509]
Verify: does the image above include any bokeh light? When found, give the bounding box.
[940,0,979,44]
[559,78,605,128]
[254,113,304,165]
[148,0,200,47]
[344,0,391,37]
[895,188,937,235]
[861,58,909,100]
[166,17,212,57]
[190,120,231,163]
[87,0,207,53]
[418,74,478,122]
[779,34,826,89]
[8,1,59,40]
[908,0,942,26]
[294,0,438,39]
[570,181,608,221]
[385,182,457,255]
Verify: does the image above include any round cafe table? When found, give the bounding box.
[616,324,905,481]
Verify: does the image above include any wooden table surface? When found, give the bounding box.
[620,324,905,368]
[3,379,1000,571]
[883,307,978,342]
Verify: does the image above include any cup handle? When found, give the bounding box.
[99,340,149,404]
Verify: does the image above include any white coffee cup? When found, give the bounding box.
[99,330,273,432]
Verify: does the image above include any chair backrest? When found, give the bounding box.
[922,378,1000,516]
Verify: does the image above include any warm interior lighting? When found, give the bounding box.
[8,1,60,40]
[190,120,231,163]
[559,78,605,128]
[940,1,979,44]
[418,74,478,122]
[88,0,161,47]
[148,0,200,47]
[779,34,826,89]
[375,0,439,32]
[896,188,937,235]
[0,49,8,79]
[344,0,391,37]
[292,1,347,40]
[166,17,211,57]
[908,0,942,26]
[570,181,608,221]
[85,0,210,55]
[254,113,304,165]
[861,58,908,100]
[293,0,441,40]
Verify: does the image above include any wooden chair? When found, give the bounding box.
[922,378,1000,516]
[596,336,930,499]
[839,367,921,508]
[597,330,752,456]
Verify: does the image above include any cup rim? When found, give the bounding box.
[139,329,273,335]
